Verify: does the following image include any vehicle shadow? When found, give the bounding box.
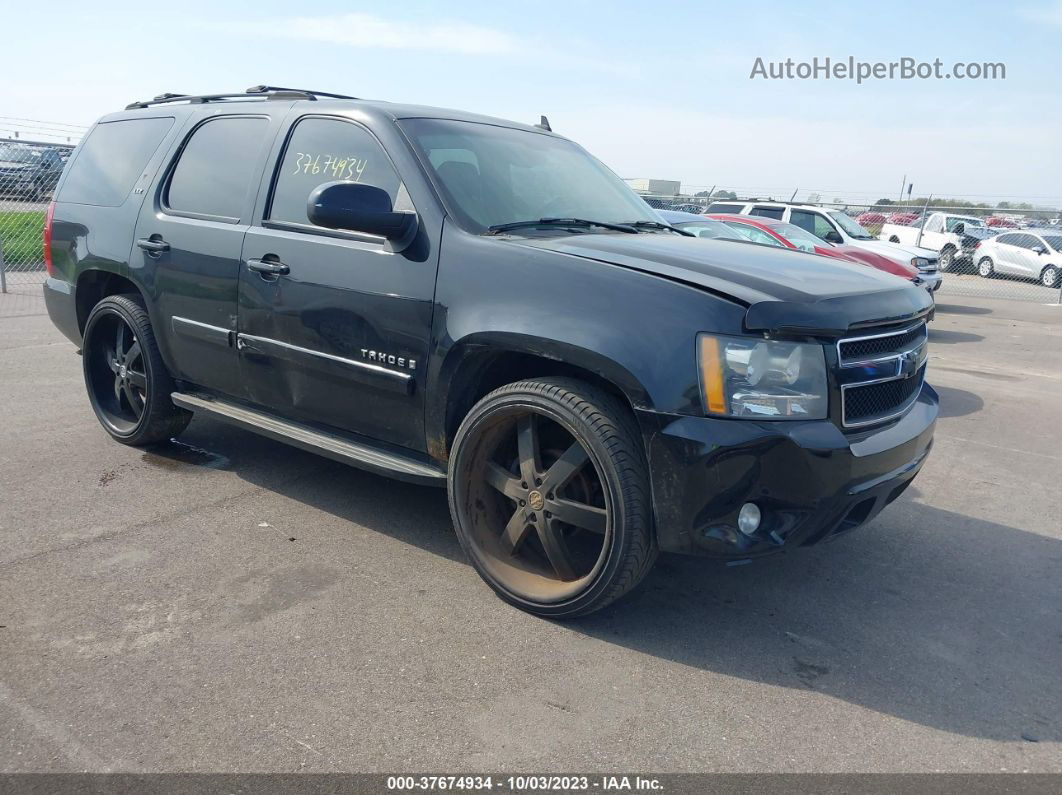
[934,303,992,316]
[928,329,985,344]
[148,418,1060,743]
[931,384,984,418]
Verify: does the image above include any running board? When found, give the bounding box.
[171,392,447,487]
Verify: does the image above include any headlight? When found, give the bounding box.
[911,257,931,270]
[697,333,828,420]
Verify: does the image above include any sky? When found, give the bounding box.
[3,0,1061,206]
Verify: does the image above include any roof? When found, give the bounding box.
[116,86,553,136]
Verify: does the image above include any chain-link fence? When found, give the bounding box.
[0,120,82,295]
[637,189,1062,305]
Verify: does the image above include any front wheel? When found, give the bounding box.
[978,257,995,278]
[82,294,191,445]
[448,378,656,617]
[1041,265,1061,288]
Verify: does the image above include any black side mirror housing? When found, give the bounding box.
[824,229,843,244]
[307,181,418,251]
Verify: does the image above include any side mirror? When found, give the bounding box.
[953,222,965,234]
[307,181,417,251]
[1032,245,1047,255]
[823,229,843,244]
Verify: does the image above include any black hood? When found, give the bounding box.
[514,233,933,335]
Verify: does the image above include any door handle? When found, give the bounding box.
[246,258,290,276]
[136,237,170,254]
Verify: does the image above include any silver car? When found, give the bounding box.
[974,231,1062,288]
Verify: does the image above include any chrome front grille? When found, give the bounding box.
[837,322,929,428]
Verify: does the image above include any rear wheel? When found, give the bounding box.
[448,378,656,617]
[939,246,956,272]
[1041,265,1060,288]
[82,294,191,445]
[978,257,995,278]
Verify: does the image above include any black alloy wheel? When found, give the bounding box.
[83,294,191,444]
[449,378,656,617]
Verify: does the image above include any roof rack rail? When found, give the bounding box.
[125,85,357,110]
[245,85,357,100]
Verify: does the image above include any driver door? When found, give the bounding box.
[237,115,438,452]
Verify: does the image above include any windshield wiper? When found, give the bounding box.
[487,218,638,235]
[620,220,694,236]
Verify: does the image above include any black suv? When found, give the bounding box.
[43,87,937,617]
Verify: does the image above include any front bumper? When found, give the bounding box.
[639,383,937,558]
[918,271,942,292]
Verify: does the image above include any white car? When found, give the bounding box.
[973,231,1062,288]
[704,200,942,291]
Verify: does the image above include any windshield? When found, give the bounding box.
[828,211,873,240]
[946,216,985,232]
[771,221,822,252]
[0,145,38,164]
[399,119,658,233]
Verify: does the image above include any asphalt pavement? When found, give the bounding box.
[1,292,1060,772]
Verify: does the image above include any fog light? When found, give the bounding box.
[737,503,761,536]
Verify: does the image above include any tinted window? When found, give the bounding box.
[996,233,1019,246]
[166,116,269,219]
[706,203,744,213]
[269,117,403,226]
[1042,236,1062,251]
[59,117,173,206]
[1015,234,1039,249]
[790,209,835,240]
[750,205,784,220]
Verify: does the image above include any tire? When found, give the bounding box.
[448,377,656,618]
[939,247,955,272]
[1041,265,1061,288]
[978,257,995,278]
[82,293,191,445]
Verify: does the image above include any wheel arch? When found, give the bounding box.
[428,333,650,464]
[75,269,149,334]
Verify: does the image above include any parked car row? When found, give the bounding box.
[657,201,943,294]
[0,142,68,201]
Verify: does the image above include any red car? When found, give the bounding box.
[888,212,920,226]
[706,214,921,283]
[986,216,1019,228]
[856,211,888,227]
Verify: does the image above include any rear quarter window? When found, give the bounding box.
[706,203,744,213]
[58,117,174,207]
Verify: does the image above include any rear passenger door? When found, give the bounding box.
[236,115,437,452]
[992,233,1024,275]
[133,111,282,399]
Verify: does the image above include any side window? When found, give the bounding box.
[269,117,403,227]
[925,215,943,233]
[706,203,743,214]
[58,117,174,207]
[750,205,784,220]
[166,116,269,220]
[996,233,1017,247]
[1016,234,1038,250]
[791,210,834,240]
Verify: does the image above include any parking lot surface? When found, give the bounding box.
[1,293,1060,773]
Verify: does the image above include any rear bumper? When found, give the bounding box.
[43,277,82,347]
[639,383,937,558]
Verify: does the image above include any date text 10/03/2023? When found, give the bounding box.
[386,775,664,791]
